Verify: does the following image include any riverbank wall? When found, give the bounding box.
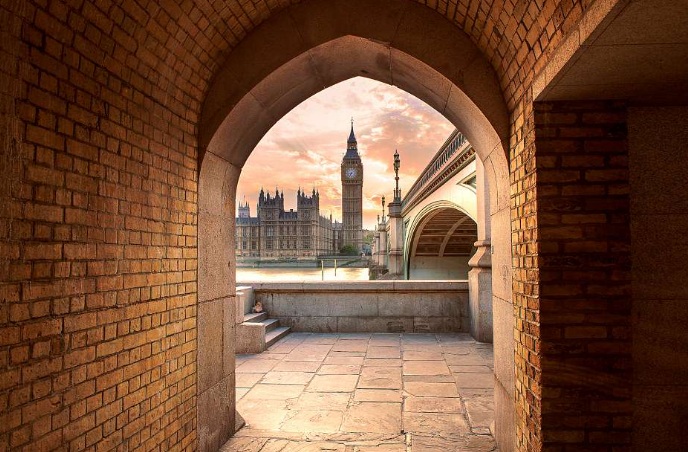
[246,281,469,333]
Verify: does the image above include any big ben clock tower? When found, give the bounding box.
[341,119,363,252]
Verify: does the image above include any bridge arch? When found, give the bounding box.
[196,1,512,449]
[404,203,478,280]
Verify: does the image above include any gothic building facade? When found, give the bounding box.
[235,189,340,260]
[235,123,364,260]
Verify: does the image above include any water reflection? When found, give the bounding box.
[236,267,369,282]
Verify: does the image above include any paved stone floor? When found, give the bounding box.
[221,332,497,451]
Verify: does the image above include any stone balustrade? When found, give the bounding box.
[243,281,469,333]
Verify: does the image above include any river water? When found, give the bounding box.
[236,267,369,282]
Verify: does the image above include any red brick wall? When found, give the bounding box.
[511,93,542,451]
[533,101,632,450]
[0,0,615,451]
[1,1,198,450]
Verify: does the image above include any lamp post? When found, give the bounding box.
[381,195,386,223]
[393,150,401,202]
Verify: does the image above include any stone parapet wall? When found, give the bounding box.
[249,281,469,334]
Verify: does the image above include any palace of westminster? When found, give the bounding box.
[235,123,364,260]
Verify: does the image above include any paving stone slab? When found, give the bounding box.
[332,340,369,352]
[444,353,491,366]
[402,350,444,361]
[338,333,372,340]
[403,360,451,376]
[219,436,269,452]
[367,346,402,359]
[324,355,365,365]
[369,334,401,347]
[454,372,493,389]
[272,361,322,372]
[403,396,464,413]
[236,387,250,400]
[341,402,402,434]
[237,359,281,373]
[403,382,460,398]
[265,342,301,353]
[354,389,402,403]
[307,374,359,392]
[281,410,344,433]
[318,364,362,375]
[363,358,402,367]
[449,365,493,374]
[403,412,470,435]
[410,434,497,451]
[354,443,406,451]
[293,392,352,411]
[358,367,402,389]
[403,375,456,383]
[236,373,264,388]
[464,397,495,430]
[262,371,315,385]
[236,399,290,430]
[243,384,305,400]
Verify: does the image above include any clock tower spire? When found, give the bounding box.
[341,119,364,253]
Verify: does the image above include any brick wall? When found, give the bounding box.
[533,101,632,450]
[1,1,199,450]
[0,0,615,450]
[511,94,542,450]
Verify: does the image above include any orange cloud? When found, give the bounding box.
[237,77,454,229]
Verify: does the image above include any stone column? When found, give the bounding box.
[197,153,240,451]
[468,158,493,342]
[387,201,404,276]
[377,221,387,268]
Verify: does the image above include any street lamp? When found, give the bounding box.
[393,150,401,201]
[381,195,386,223]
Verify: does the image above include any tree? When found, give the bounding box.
[339,245,358,256]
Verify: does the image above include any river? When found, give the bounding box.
[236,267,369,282]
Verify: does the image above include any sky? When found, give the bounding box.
[236,77,455,230]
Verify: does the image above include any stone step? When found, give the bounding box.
[243,312,267,323]
[262,318,280,333]
[265,326,291,349]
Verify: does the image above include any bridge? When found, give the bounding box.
[371,129,493,341]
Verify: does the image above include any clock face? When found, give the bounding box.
[346,168,357,179]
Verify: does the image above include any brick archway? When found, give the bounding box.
[13,1,686,451]
[197,1,512,450]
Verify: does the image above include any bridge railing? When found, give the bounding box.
[402,129,475,213]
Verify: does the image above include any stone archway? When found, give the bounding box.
[403,201,477,276]
[196,1,513,450]
[406,207,478,280]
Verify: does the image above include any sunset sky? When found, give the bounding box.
[236,77,455,229]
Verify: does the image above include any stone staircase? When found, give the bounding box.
[235,286,291,354]
[242,312,291,349]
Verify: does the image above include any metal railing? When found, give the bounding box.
[402,129,474,213]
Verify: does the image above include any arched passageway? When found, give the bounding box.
[10,0,687,451]
[406,207,478,280]
[197,1,512,450]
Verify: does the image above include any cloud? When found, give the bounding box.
[237,77,455,229]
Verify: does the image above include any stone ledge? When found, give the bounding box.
[242,280,469,293]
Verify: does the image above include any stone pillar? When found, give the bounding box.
[197,153,240,451]
[468,158,493,342]
[387,201,404,276]
[377,221,387,268]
